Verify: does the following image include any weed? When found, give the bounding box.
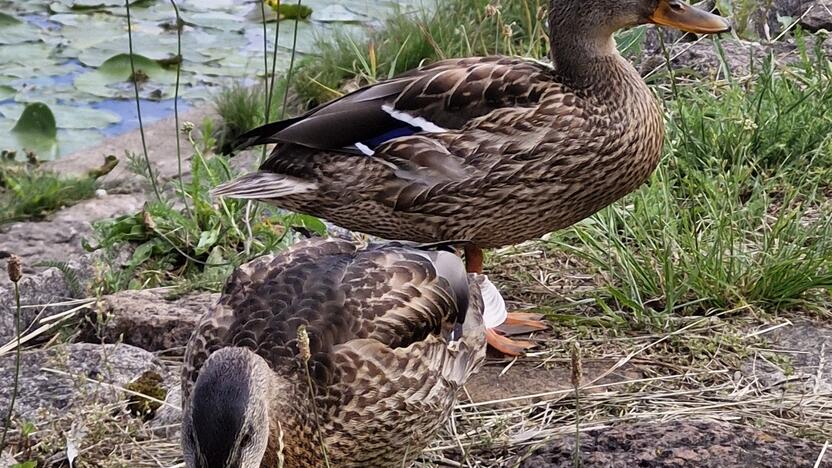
[546,54,832,323]
[213,81,285,154]
[0,163,97,224]
[292,0,552,105]
[89,119,325,293]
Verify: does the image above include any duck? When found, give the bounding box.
[213,0,730,355]
[181,238,492,468]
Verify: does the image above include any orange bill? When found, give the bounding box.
[649,0,731,34]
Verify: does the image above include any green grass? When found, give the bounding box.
[89,119,325,293]
[212,81,285,154]
[292,0,551,105]
[547,55,832,326]
[0,162,98,224]
[277,0,832,326]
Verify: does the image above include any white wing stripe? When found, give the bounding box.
[382,104,447,133]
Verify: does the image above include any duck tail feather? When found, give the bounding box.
[211,172,317,200]
[231,116,305,152]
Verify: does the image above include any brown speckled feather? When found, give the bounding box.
[182,238,486,467]
[214,53,664,248]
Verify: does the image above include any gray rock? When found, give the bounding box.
[0,265,85,344]
[151,382,182,436]
[519,419,826,467]
[0,343,168,422]
[801,1,832,32]
[79,290,217,352]
[0,451,18,468]
[47,106,215,185]
[0,193,145,273]
[744,320,832,393]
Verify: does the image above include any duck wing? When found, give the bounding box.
[232,56,553,155]
[181,238,485,401]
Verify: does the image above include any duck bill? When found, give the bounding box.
[649,0,731,34]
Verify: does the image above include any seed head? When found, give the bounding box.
[570,341,582,388]
[7,255,22,283]
[297,325,311,362]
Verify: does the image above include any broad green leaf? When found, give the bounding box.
[195,228,220,255]
[0,12,23,26]
[290,214,328,236]
[0,85,15,100]
[75,53,179,99]
[1,103,120,129]
[0,13,40,45]
[12,102,57,139]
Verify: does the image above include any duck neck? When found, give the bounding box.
[264,377,328,467]
[548,16,636,90]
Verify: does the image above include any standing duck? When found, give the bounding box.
[181,238,490,467]
[214,0,730,355]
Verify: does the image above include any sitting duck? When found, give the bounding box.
[181,238,490,467]
[214,0,730,355]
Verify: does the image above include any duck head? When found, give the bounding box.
[182,347,273,468]
[549,0,731,38]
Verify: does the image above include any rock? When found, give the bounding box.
[744,320,832,393]
[639,36,830,78]
[0,343,169,422]
[463,360,641,408]
[151,382,182,436]
[0,451,18,468]
[518,419,826,467]
[0,193,145,272]
[79,290,218,352]
[0,264,88,344]
[47,106,215,185]
[801,1,832,32]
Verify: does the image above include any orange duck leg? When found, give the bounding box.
[464,245,549,356]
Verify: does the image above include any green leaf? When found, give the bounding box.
[195,228,220,255]
[0,12,23,26]
[276,3,313,20]
[74,53,178,99]
[0,12,39,45]
[11,461,38,468]
[290,214,327,236]
[0,85,15,100]
[12,102,57,139]
[616,25,645,59]
[1,103,120,129]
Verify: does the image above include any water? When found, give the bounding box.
[0,0,425,159]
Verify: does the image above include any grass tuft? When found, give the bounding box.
[89,119,325,293]
[0,164,98,224]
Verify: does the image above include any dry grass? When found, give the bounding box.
[3,245,830,467]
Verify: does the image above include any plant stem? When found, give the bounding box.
[297,326,330,467]
[169,0,192,219]
[280,0,303,119]
[266,0,281,123]
[126,0,162,202]
[0,281,22,452]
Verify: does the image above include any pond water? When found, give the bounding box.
[0,0,423,159]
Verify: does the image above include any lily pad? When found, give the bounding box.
[0,12,40,45]
[75,53,181,100]
[0,13,23,26]
[1,103,120,129]
[0,102,59,158]
[0,85,15,100]
[12,102,57,139]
